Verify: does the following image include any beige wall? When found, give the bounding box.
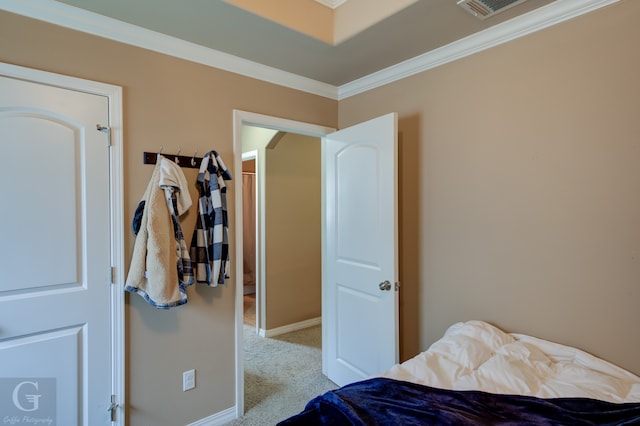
[340,0,640,374]
[265,133,322,329]
[0,11,336,425]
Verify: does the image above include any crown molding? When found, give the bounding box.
[337,0,619,99]
[0,0,339,99]
[1,0,619,101]
[314,0,348,9]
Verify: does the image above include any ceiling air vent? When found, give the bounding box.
[457,0,529,20]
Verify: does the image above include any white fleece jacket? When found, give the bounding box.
[125,156,191,308]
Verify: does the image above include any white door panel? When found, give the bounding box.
[0,327,83,426]
[0,74,112,425]
[3,114,80,291]
[324,113,398,387]
[336,145,380,265]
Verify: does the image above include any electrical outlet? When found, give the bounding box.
[183,369,196,391]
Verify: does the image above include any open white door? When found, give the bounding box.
[323,113,399,387]
[0,68,122,425]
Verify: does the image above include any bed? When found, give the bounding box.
[279,320,640,425]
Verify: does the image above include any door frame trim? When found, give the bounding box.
[0,62,125,426]
[241,150,260,336]
[232,110,334,418]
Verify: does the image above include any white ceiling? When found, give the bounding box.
[1,0,618,98]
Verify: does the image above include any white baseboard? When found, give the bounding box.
[258,317,321,338]
[184,406,236,426]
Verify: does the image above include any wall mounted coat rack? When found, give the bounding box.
[143,151,204,169]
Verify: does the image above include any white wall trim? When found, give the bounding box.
[0,0,618,101]
[184,407,236,426]
[107,77,125,426]
[314,0,348,9]
[259,317,322,338]
[338,0,620,99]
[236,111,336,136]
[232,111,246,421]
[0,61,125,426]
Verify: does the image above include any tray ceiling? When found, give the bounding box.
[51,0,556,86]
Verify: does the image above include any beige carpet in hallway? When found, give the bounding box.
[226,296,337,425]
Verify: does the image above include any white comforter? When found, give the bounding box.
[383,320,640,403]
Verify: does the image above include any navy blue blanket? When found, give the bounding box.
[278,378,640,425]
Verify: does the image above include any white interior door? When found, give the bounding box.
[0,74,113,424]
[323,112,399,387]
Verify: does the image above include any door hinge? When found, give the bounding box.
[110,266,116,284]
[108,394,118,422]
[97,124,111,147]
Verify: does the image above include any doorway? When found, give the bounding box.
[233,110,400,419]
[233,111,335,418]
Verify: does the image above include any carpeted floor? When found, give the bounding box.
[225,295,337,425]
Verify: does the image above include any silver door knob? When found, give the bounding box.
[379,280,391,291]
